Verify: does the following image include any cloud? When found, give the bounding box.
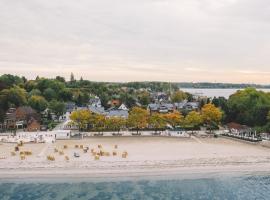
[0,0,270,83]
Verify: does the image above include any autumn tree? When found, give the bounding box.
[163,111,184,128]
[127,107,149,133]
[184,111,202,133]
[106,117,126,133]
[201,103,222,132]
[149,113,166,133]
[70,109,91,131]
[92,114,106,133]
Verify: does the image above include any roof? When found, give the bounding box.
[88,106,106,115]
[106,110,128,118]
[227,122,250,131]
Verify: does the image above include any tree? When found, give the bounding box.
[227,88,270,126]
[201,103,222,132]
[106,117,126,133]
[59,88,73,102]
[49,100,66,120]
[139,92,150,106]
[149,113,166,133]
[0,74,23,88]
[29,89,42,97]
[171,90,187,103]
[70,109,91,131]
[0,86,27,109]
[184,111,202,133]
[28,95,48,113]
[91,114,106,132]
[163,111,184,128]
[70,73,75,82]
[43,88,57,101]
[56,76,65,83]
[127,107,149,133]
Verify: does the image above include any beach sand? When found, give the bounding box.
[0,136,270,179]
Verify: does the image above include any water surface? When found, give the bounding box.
[181,88,270,99]
[1,173,270,200]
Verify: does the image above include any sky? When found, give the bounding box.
[0,0,270,83]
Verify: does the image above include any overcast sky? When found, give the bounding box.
[0,0,270,83]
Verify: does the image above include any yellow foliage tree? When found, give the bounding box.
[163,111,184,128]
[201,103,222,132]
[70,109,91,131]
[92,114,106,132]
[149,113,166,133]
[106,117,126,133]
[184,111,202,133]
[127,107,149,133]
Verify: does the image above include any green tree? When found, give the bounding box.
[227,88,270,126]
[139,92,151,106]
[43,88,57,101]
[171,90,187,102]
[29,89,42,97]
[0,86,27,109]
[28,95,48,113]
[49,100,66,120]
[70,72,75,82]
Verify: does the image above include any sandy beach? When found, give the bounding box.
[0,136,270,179]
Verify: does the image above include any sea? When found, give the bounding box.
[1,172,270,200]
[180,88,270,99]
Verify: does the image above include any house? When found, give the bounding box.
[106,109,129,118]
[184,102,199,110]
[3,108,16,129]
[151,92,170,103]
[174,101,199,111]
[105,104,129,118]
[148,103,175,114]
[118,103,129,111]
[227,122,254,137]
[88,105,106,115]
[27,118,41,132]
[89,96,102,107]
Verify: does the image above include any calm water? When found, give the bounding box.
[1,173,270,200]
[181,88,270,99]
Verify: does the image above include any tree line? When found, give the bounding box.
[70,104,222,133]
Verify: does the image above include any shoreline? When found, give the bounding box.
[1,162,270,181]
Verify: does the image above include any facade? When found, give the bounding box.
[227,122,254,137]
[148,103,174,113]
